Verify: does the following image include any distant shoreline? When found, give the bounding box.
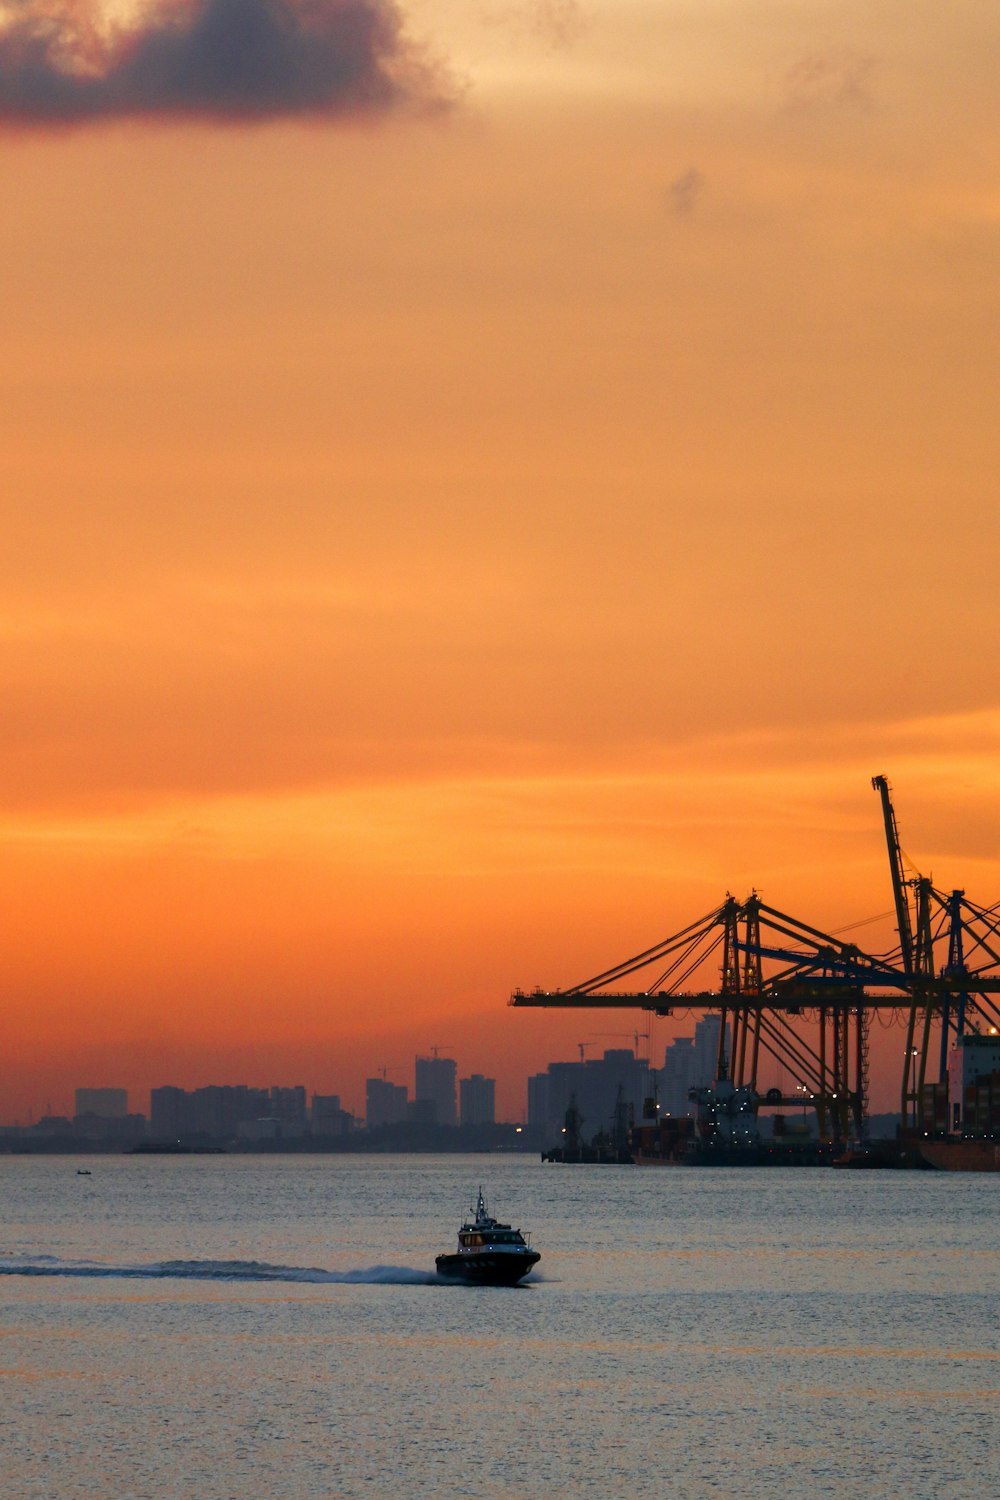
[0,1131,538,1158]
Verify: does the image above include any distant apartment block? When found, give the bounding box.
[150,1084,270,1142]
[459,1074,495,1126]
[528,1049,653,1144]
[660,1036,696,1116]
[365,1077,408,1129]
[693,1014,728,1084]
[414,1054,457,1127]
[311,1093,353,1136]
[660,1015,731,1115]
[269,1085,307,1132]
[75,1088,128,1119]
[527,1073,549,1133]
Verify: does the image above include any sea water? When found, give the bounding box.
[1,1154,997,1499]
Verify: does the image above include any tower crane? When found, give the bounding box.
[591,1031,650,1057]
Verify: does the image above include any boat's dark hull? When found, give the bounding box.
[435,1252,540,1286]
[918,1139,1000,1172]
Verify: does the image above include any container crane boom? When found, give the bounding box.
[872,774,914,975]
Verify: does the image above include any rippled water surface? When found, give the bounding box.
[1,1154,997,1498]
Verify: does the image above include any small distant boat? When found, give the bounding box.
[435,1188,540,1286]
[76,1169,92,1176]
[831,1147,878,1169]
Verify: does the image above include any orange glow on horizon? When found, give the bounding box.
[2,1,999,1123]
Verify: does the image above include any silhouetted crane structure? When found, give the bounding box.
[871,775,1000,1127]
[511,777,1000,1142]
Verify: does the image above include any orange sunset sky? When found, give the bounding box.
[2,0,998,1122]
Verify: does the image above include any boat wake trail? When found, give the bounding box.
[0,1255,441,1285]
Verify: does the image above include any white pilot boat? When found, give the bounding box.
[435,1188,540,1286]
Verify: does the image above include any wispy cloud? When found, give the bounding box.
[524,0,585,49]
[666,165,704,215]
[783,48,877,112]
[480,1,586,52]
[0,0,450,126]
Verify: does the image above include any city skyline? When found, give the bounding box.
[2,1029,744,1139]
[0,994,946,1129]
[2,1,998,1125]
[6,777,995,1127]
[2,1039,682,1126]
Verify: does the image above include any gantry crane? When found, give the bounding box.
[511,892,906,1143]
[511,779,1000,1143]
[872,774,924,1122]
[870,775,1000,1129]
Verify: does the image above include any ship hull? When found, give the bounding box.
[435,1251,540,1286]
[917,1139,1000,1172]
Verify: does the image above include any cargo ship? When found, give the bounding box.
[917,1138,1000,1172]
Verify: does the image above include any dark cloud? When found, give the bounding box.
[666,166,704,216]
[0,0,449,125]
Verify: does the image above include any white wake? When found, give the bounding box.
[0,1254,441,1285]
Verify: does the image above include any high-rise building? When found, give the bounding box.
[74,1088,127,1119]
[527,1073,550,1133]
[693,1014,729,1085]
[660,1036,696,1116]
[150,1085,185,1140]
[365,1077,408,1129]
[660,1016,730,1117]
[459,1074,495,1126]
[72,1086,145,1143]
[414,1054,457,1127]
[530,1050,652,1144]
[311,1094,352,1136]
[149,1085,269,1142]
[270,1086,307,1130]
